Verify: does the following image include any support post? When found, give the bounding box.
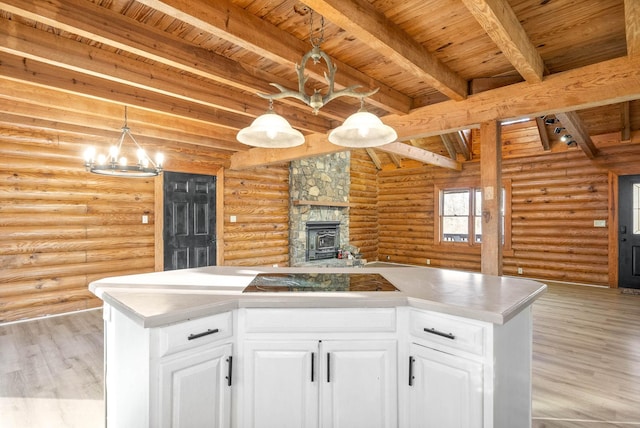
[480,121,502,276]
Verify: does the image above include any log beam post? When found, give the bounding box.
[480,120,502,276]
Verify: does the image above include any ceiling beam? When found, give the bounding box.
[376,142,461,171]
[454,131,473,161]
[387,153,403,168]
[383,56,640,140]
[461,0,544,83]
[229,134,345,170]
[626,0,640,60]
[534,117,551,151]
[0,52,255,131]
[440,134,458,160]
[0,0,358,124]
[135,0,411,115]
[229,56,640,169]
[0,19,330,135]
[555,111,598,159]
[364,148,383,170]
[300,0,468,101]
[0,78,246,151]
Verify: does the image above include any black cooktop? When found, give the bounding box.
[242,273,399,293]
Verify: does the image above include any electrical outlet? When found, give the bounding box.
[517,267,523,275]
[426,259,431,265]
[594,220,607,227]
[230,215,237,223]
[142,215,149,224]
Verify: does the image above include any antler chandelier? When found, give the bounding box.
[237,12,396,148]
[83,107,164,177]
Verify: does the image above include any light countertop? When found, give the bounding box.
[89,264,547,328]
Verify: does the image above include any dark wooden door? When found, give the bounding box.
[618,174,640,288]
[163,172,216,270]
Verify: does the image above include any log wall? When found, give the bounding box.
[0,124,231,322]
[223,164,290,267]
[376,135,640,287]
[349,150,379,261]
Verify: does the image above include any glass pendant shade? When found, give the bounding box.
[329,111,397,148]
[237,110,305,148]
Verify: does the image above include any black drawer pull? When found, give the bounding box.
[226,356,233,387]
[408,356,415,386]
[187,328,219,340]
[311,352,315,382]
[424,327,455,340]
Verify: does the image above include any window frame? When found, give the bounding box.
[434,180,512,252]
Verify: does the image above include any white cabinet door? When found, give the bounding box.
[320,340,397,428]
[406,343,482,428]
[243,340,319,428]
[158,343,232,428]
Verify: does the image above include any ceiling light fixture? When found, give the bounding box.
[83,107,163,177]
[236,100,305,148]
[236,11,396,148]
[329,98,397,147]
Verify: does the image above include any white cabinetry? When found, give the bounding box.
[399,306,533,428]
[238,308,398,428]
[320,339,397,428]
[406,343,482,428]
[158,343,232,428]
[243,340,318,428]
[103,304,234,428]
[103,300,533,428]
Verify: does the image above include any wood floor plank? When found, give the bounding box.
[0,309,104,428]
[532,283,640,426]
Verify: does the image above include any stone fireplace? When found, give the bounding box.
[289,152,350,266]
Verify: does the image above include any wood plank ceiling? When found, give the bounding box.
[0,0,638,170]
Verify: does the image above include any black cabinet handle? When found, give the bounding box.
[311,352,315,382]
[408,356,415,386]
[226,356,233,387]
[187,328,219,341]
[327,353,331,383]
[424,327,455,340]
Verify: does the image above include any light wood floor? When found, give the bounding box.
[1,283,639,427]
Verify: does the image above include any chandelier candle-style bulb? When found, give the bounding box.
[82,106,164,177]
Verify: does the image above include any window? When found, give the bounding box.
[436,182,511,250]
[441,188,482,243]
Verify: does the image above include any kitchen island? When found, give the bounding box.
[90,264,546,428]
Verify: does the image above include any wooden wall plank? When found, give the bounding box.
[0,123,230,322]
[223,164,290,267]
[349,150,379,261]
[375,131,640,287]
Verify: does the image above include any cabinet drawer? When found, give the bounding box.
[157,311,233,357]
[243,308,396,333]
[409,309,486,356]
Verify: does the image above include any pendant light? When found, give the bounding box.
[236,10,395,149]
[236,100,305,148]
[329,99,397,147]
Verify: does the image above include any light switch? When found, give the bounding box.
[142,215,149,224]
[593,220,606,228]
[230,215,237,223]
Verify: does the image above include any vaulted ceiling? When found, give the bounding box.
[0,0,638,170]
